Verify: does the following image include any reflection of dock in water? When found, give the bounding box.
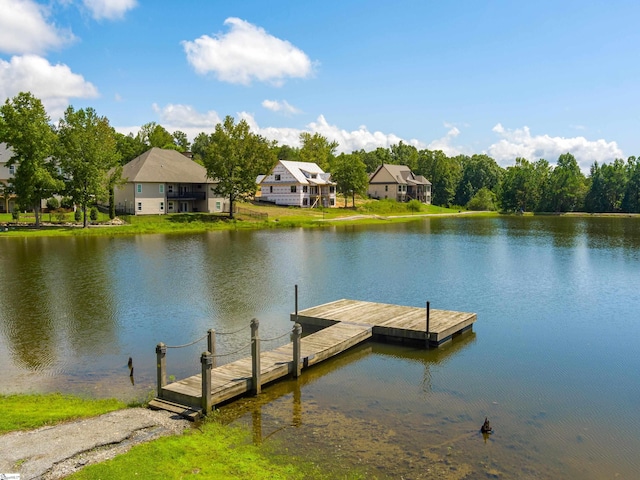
[150,299,476,419]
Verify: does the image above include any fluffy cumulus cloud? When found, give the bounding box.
[0,55,98,119]
[488,124,624,170]
[82,0,137,20]
[426,124,464,156]
[0,0,75,54]
[262,99,301,115]
[182,17,314,85]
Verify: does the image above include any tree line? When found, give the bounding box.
[2,92,640,227]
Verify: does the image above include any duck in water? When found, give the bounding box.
[481,417,493,434]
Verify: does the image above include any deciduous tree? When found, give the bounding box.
[332,152,369,207]
[56,106,121,227]
[0,92,62,227]
[201,116,277,218]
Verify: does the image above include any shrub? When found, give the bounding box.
[55,209,67,223]
[46,197,60,211]
[90,207,98,222]
[407,199,422,212]
[467,187,497,211]
[60,197,74,209]
[74,209,82,222]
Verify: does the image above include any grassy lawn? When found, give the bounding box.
[0,393,127,434]
[0,199,480,238]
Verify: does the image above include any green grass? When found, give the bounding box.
[69,416,362,480]
[0,200,477,238]
[0,393,127,434]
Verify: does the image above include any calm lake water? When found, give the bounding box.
[1,216,640,478]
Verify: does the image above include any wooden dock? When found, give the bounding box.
[150,299,475,419]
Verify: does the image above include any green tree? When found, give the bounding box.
[455,154,503,206]
[172,130,190,152]
[191,132,211,165]
[0,92,62,227]
[299,132,338,171]
[137,122,174,149]
[417,149,462,206]
[359,147,392,173]
[56,106,121,228]
[276,144,300,161]
[115,132,147,164]
[201,116,277,218]
[332,152,369,207]
[498,157,548,212]
[541,153,586,212]
[467,187,497,211]
[390,141,418,171]
[622,157,640,213]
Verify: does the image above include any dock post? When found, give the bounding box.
[292,323,302,378]
[201,351,213,414]
[295,284,299,323]
[251,318,261,395]
[426,301,431,348]
[207,329,216,368]
[155,343,167,397]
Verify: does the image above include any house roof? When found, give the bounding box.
[121,147,213,184]
[370,164,431,185]
[263,160,334,185]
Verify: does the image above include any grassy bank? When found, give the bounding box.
[69,416,350,480]
[0,201,479,238]
[1,394,356,479]
[0,393,127,434]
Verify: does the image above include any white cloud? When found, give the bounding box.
[488,123,624,170]
[0,55,98,119]
[0,0,75,54]
[262,99,301,115]
[426,124,464,156]
[152,103,221,128]
[182,17,314,86]
[82,0,137,20]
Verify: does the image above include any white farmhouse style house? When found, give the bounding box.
[259,160,336,208]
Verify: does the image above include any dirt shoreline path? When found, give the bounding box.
[0,408,190,479]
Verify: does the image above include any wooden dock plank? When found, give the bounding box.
[157,299,476,416]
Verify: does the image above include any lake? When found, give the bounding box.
[1,216,639,478]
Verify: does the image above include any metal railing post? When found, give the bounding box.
[207,328,216,368]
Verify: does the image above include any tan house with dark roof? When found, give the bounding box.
[368,164,432,204]
[113,147,226,215]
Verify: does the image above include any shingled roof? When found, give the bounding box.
[121,147,213,184]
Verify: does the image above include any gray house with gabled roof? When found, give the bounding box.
[113,147,226,215]
[368,164,432,204]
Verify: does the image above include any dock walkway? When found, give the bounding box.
[150,299,475,418]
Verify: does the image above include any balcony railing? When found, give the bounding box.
[167,191,206,200]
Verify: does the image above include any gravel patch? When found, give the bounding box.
[0,408,190,480]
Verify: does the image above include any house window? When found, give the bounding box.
[291,185,297,193]
[160,201,164,211]
[137,202,142,211]
[275,174,281,181]
[216,201,221,210]
[168,184,173,193]
[385,185,388,192]
[168,201,174,211]
[303,198,308,205]
[270,186,273,193]
[137,184,142,193]
[159,185,164,194]
[330,199,335,206]
[303,185,308,193]
[9,165,15,175]
[329,186,335,193]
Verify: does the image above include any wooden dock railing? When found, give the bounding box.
[156,320,303,414]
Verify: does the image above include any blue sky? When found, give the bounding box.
[1,0,639,171]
